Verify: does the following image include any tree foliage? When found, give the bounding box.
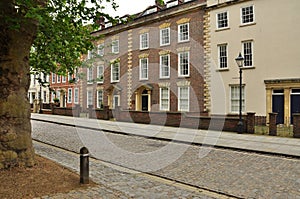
[4,0,118,75]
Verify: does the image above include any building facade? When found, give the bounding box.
[49,72,80,108]
[28,72,50,107]
[80,0,208,116]
[206,0,300,125]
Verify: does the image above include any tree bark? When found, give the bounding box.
[0,2,37,169]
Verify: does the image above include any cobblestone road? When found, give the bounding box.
[32,121,300,198]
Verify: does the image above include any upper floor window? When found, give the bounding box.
[112,40,119,54]
[111,62,120,83]
[160,28,170,46]
[97,65,104,83]
[241,5,254,25]
[140,33,149,50]
[98,43,104,56]
[139,58,148,80]
[57,75,61,83]
[51,73,56,83]
[178,51,190,77]
[178,23,189,42]
[62,76,66,83]
[218,44,228,69]
[243,41,253,67]
[160,54,170,78]
[217,11,228,29]
[87,67,93,84]
[67,88,72,103]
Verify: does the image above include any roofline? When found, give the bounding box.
[91,0,206,37]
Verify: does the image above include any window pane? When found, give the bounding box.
[217,12,228,28]
[242,6,254,24]
[243,41,253,67]
[219,45,227,68]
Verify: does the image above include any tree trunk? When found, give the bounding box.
[0,2,37,169]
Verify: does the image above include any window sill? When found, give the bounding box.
[216,68,229,72]
[215,27,230,32]
[160,43,170,47]
[239,22,256,27]
[159,77,170,80]
[140,47,149,51]
[139,79,149,81]
[241,66,255,70]
[178,75,190,78]
[111,81,120,83]
[178,40,190,43]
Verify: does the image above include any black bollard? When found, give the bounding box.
[80,147,89,184]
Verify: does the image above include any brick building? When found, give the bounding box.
[80,0,207,118]
[49,72,79,108]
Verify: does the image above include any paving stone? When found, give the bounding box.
[32,120,300,198]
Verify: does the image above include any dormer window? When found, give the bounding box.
[166,0,178,8]
[143,7,157,16]
[105,22,112,28]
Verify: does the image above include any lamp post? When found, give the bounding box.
[235,53,244,133]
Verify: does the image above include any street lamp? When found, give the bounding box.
[235,53,244,133]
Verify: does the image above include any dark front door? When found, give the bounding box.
[272,92,284,124]
[291,89,300,124]
[142,95,148,111]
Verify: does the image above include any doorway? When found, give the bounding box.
[141,90,149,111]
[291,89,300,124]
[272,90,284,124]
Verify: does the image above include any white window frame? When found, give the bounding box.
[160,87,170,111]
[178,86,190,112]
[97,65,104,83]
[112,95,120,109]
[87,90,93,107]
[111,62,120,83]
[112,40,119,54]
[51,73,56,83]
[97,90,104,108]
[67,88,72,103]
[160,28,170,46]
[230,85,245,113]
[240,5,255,25]
[74,88,79,104]
[178,23,189,43]
[98,43,104,56]
[218,44,228,69]
[139,58,148,80]
[160,54,170,79]
[68,73,73,82]
[57,75,61,83]
[62,76,66,83]
[178,51,190,77]
[216,11,229,30]
[242,40,253,67]
[140,33,149,50]
[87,67,93,84]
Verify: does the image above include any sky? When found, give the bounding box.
[103,0,155,17]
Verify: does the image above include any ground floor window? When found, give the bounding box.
[230,85,245,113]
[113,95,120,109]
[160,87,170,111]
[87,90,93,107]
[97,90,103,108]
[178,87,189,111]
[67,88,72,103]
[74,88,79,104]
